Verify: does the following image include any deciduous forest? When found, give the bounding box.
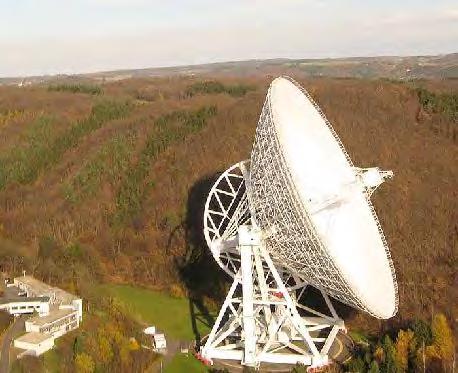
[0,75,456,372]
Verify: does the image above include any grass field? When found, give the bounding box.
[164,353,208,373]
[103,284,213,340]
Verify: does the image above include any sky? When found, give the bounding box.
[0,0,457,77]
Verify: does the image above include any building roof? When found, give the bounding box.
[14,276,78,304]
[15,332,54,345]
[0,296,49,305]
[26,308,76,327]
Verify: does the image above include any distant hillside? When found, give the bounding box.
[107,53,458,80]
[0,76,456,340]
[1,53,457,86]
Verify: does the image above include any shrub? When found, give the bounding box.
[186,80,255,97]
[133,88,165,102]
[48,84,102,95]
[0,108,25,126]
[368,360,380,373]
[75,352,95,373]
[416,87,458,121]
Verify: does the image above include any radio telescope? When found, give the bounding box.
[200,77,398,369]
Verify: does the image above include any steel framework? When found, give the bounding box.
[203,161,250,278]
[202,162,343,368]
[203,161,298,281]
[201,225,344,368]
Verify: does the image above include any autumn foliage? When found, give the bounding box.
[348,313,455,372]
[0,76,456,356]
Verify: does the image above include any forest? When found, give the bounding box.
[0,75,456,372]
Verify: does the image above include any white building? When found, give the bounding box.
[0,297,50,317]
[153,334,167,351]
[5,276,84,357]
[143,326,156,335]
[14,276,82,321]
[25,308,79,338]
[14,332,55,356]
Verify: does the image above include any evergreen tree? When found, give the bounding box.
[368,360,380,373]
[73,336,83,359]
[411,319,433,346]
[347,357,366,372]
[381,335,397,373]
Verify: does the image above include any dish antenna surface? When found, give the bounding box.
[201,77,398,369]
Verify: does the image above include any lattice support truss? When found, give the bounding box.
[201,225,344,369]
[204,161,250,278]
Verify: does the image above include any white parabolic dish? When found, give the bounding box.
[249,77,398,318]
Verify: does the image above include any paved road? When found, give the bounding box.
[329,331,354,363]
[0,316,26,373]
[146,336,188,372]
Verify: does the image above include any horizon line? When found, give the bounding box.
[2,51,457,80]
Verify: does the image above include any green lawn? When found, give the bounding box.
[164,353,208,373]
[103,284,213,340]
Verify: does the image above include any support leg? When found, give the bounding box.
[240,244,257,366]
[201,225,343,369]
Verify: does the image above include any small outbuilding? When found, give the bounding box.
[153,333,166,351]
[14,332,54,356]
[143,326,156,335]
